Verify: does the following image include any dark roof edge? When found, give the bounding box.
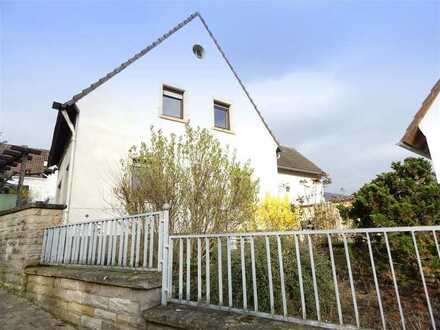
[397,141,431,159]
[196,15,279,146]
[65,12,199,106]
[278,165,326,177]
[62,12,279,146]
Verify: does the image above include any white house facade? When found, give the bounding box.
[400,79,440,182]
[276,146,326,205]
[48,12,327,223]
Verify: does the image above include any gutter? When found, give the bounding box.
[397,141,431,159]
[278,165,326,177]
[52,102,79,223]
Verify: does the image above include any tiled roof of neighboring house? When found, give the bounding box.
[0,144,49,177]
[277,145,325,177]
[324,192,354,203]
[400,79,440,158]
[48,12,278,167]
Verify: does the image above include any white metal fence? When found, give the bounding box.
[161,226,440,330]
[41,210,168,271]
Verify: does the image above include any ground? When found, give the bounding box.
[0,288,75,330]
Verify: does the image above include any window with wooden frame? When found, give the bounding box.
[214,100,230,130]
[162,85,184,119]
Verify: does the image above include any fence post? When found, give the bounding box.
[161,203,170,305]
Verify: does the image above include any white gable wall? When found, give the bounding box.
[66,19,279,222]
[419,92,440,182]
[277,172,324,205]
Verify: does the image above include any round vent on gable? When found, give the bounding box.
[192,44,205,59]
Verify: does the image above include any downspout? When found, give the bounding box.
[53,102,78,223]
[60,110,77,223]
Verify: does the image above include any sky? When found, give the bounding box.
[1,0,439,193]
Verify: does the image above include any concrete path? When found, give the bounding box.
[0,288,75,330]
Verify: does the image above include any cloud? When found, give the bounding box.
[247,70,414,193]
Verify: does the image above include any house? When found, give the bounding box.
[0,144,57,207]
[400,79,440,181]
[277,145,326,205]
[47,12,327,223]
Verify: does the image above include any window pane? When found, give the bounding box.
[214,104,229,129]
[163,95,182,118]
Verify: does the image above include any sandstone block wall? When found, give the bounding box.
[25,269,161,330]
[0,204,64,291]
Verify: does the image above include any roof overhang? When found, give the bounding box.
[278,165,325,178]
[48,103,79,167]
[399,79,440,159]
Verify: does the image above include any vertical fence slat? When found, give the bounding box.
[135,217,142,267]
[327,234,343,325]
[250,237,257,312]
[240,236,247,311]
[118,220,124,266]
[217,238,223,306]
[384,232,405,330]
[343,233,360,328]
[101,221,108,265]
[227,236,232,308]
[143,220,149,268]
[366,233,386,330]
[179,238,183,301]
[265,236,274,316]
[187,238,191,301]
[307,234,320,321]
[294,234,306,319]
[206,238,210,304]
[158,215,163,270]
[412,231,436,330]
[433,230,440,259]
[130,220,136,267]
[149,219,155,268]
[277,235,287,318]
[112,220,119,266]
[168,238,174,299]
[91,223,98,265]
[97,222,103,265]
[123,220,129,267]
[197,238,202,302]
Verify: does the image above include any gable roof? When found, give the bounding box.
[399,79,440,158]
[61,12,279,146]
[277,145,326,177]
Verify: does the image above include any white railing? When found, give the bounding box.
[41,209,169,271]
[161,226,440,330]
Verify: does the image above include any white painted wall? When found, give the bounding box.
[9,174,57,203]
[419,92,440,182]
[63,19,279,223]
[277,172,324,205]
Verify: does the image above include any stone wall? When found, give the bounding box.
[25,266,162,330]
[0,203,64,291]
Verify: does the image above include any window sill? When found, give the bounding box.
[212,127,235,135]
[160,114,188,124]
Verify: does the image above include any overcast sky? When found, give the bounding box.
[1,0,439,193]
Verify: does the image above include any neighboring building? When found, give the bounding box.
[47,12,326,223]
[277,146,326,205]
[400,79,440,182]
[0,144,57,205]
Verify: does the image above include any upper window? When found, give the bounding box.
[162,85,184,119]
[214,101,230,130]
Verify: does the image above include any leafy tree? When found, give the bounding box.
[250,195,300,231]
[340,157,440,287]
[346,157,440,228]
[114,125,259,234]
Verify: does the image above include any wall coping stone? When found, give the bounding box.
[25,265,162,290]
[143,303,318,329]
[0,202,66,217]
